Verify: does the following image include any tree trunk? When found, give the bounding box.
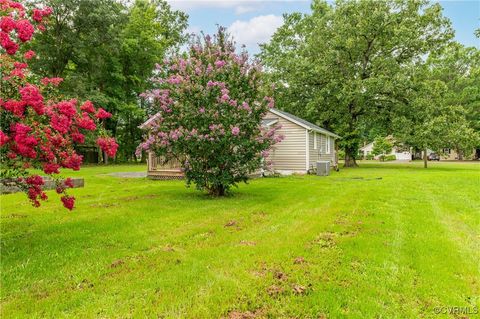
[344,146,358,167]
[423,147,428,168]
[209,185,226,196]
[457,148,463,160]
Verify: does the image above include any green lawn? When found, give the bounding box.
[1,162,479,318]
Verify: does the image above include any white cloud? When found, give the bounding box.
[227,14,283,49]
[167,0,261,12]
[234,5,257,14]
[186,25,202,35]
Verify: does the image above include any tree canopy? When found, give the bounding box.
[27,0,188,161]
[260,0,454,166]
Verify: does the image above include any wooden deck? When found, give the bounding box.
[147,153,184,179]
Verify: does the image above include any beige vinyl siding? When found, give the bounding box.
[265,110,306,171]
[308,132,335,169]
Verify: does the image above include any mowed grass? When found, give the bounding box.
[1,162,479,318]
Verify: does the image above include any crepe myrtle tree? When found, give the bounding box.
[0,1,118,210]
[137,28,282,196]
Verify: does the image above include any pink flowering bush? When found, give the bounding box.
[1,1,117,209]
[138,28,282,196]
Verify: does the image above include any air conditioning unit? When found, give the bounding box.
[316,161,330,176]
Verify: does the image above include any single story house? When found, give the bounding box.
[360,138,412,161]
[140,108,340,179]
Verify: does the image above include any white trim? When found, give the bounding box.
[139,112,161,129]
[268,108,340,139]
[326,136,331,154]
[305,130,310,171]
[313,132,317,150]
[263,119,278,127]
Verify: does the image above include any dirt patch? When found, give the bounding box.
[239,240,256,246]
[110,259,125,268]
[107,172,147,178]
[274,271,288,281]
[293,257,306,264]
[162,245,175,252]
[76,279,94,290]
[312,232,337,248]
[227,309,264,319]
[225,220,237,227]
[292,284,307,295]
[267,284,284,297]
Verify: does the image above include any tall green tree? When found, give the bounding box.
[371,137,393,161]
[259,0,453,167]
[427,43,480,149]
[392,43,480,166]
[28,0,187,161]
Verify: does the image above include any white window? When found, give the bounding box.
[313,132,317,149]
[326,136,331,154]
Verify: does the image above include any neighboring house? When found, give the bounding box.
[427,148,479,160]
[140,108,340,179]
[360,138,412,161]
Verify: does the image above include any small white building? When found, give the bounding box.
[360,139,412,161]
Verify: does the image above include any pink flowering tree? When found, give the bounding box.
[1,1,118,210]
[138,28,282,196]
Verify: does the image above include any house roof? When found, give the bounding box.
[140,108,340,139]
[359,142,374,151]
[261,118,278,127]
[269,108,340,139]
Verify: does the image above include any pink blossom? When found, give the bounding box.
[0,16,16,33]
[167,75,182,85]
[96,108,112,119]
[231,127,240,136]
[1,31,19,55]
[15,19,34,42]
[24,50,35,59]
[214,60,226,68]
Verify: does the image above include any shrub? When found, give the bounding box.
[379,154,396,161]
[137,28,282,196]
[366,154,374,160]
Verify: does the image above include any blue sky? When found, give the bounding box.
[167,0,480,54]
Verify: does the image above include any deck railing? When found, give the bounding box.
[147,153,183,171]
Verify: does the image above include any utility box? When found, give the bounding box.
[316,161,330,176]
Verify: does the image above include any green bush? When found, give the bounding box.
[366,154,374,160]
[382,154,396,161]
